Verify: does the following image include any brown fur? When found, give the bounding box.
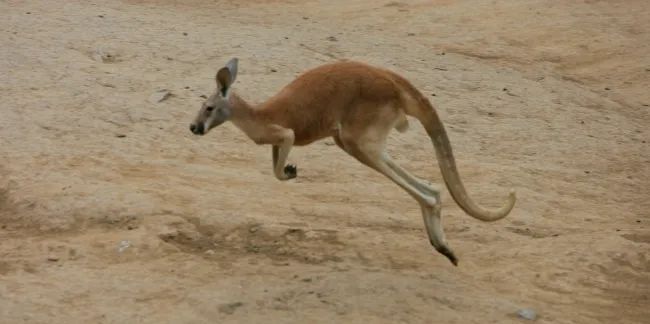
[190,59,517,265]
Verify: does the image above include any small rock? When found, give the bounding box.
[117,240,131,253]
[115,134,126,138]
[302,16,309,20]
[284,36,289,39]
[502,87,508,91]
[431,93,436,96]
[47,256,59,262]
[604,87,610,90]
[183,32,188,36]
[184,86,190,89]
[249,226,259,233]
[205,249,215,255]
[26,12,31,14]
[92,49,116,63]
[270,68,277,72]
[407,32,415,36]
[637,220,641,223]
[218,302,244,315]
[148,89,171,103]
[327,36,338,42]
[516,308,537,321]
[301,278,312,282]
[584,170,590,174]
[98,14,104,18]
[199,94,207,99]
[487,112,494,116]
[580,120,584,124]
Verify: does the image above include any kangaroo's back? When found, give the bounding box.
[259,61,403,144]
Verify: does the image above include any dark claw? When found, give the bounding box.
[435,245,458,266]
[283,164,297,179]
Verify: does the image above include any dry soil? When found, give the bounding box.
[1,0,649,323]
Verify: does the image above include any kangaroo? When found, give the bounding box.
[189,58,516,265]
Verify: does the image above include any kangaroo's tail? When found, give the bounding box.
[416,97,516,221]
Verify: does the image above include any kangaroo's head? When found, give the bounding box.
[190,58,238,135]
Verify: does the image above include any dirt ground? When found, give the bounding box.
[1,0,649,323]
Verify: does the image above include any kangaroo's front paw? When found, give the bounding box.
[283,164,297,179]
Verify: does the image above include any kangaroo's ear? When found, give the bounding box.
[216,57,238,97]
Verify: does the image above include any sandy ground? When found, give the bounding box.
[1,0,649,323]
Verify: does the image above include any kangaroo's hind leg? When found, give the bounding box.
[337,106,457,265]
[383,158,441,198]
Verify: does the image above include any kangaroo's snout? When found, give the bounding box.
[190,123,204,135]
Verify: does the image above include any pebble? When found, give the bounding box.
[148,89,171,103]
[218,302,243,315]
[516,308,537,321]
[117,240,131,253]
[92,49,116,63]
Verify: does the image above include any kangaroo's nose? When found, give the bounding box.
[190,123,204,135]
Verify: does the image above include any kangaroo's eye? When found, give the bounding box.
[206,106,214,112]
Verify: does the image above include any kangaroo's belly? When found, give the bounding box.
[289,113,339,146]
[292,123,337,146]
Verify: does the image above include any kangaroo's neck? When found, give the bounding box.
[228,92,273,140]
[228,92,257,123]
